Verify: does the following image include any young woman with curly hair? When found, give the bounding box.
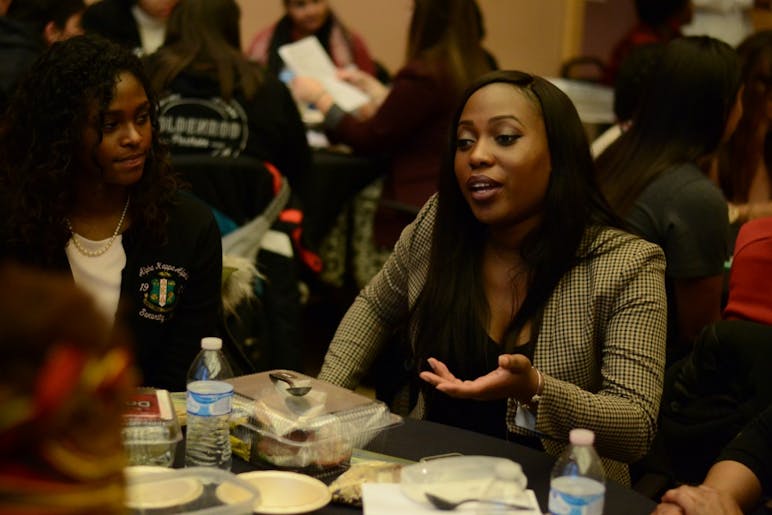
[0,34,222,392]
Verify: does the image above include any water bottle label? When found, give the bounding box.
[187,380,233,417]
[548,477,605,515]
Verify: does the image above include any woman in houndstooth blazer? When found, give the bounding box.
[317,70,667,485]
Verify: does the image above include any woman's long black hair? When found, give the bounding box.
[0,34,179,266]
[412,70,620,378]
[596,36,742,215]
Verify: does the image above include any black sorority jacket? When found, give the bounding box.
[0,192,223,392]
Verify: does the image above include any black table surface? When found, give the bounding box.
[231,417,657,515]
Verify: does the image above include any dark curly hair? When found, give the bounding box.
[0,34,180,266]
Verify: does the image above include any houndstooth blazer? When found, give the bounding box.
[318,194,667,484]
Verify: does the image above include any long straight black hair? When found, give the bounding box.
[412,70,620,377]
[596,36,742,215]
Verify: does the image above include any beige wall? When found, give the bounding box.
[236,0,583,77]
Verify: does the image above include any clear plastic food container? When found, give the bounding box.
[400,455,530,508]
[125,466,259,514]
[122,388,183,467]
[226,371,402,478]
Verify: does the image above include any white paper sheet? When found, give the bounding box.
[278,36,370,112]
[362,483,543,514]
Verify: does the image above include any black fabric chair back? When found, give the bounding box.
[661,320,772,483]
[171,154,277,226]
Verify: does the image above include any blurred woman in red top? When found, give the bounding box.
[604,0,693,85]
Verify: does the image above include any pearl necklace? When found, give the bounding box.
[66,197,130,257]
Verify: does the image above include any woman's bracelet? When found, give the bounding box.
[517,366,543,408]
[529,367,543,405]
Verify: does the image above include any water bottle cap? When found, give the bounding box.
[201,337,222,350]
[569,428,595,446]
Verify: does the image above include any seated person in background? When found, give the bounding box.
[591,43,665,157]
[146,0,311,372]
[596,36,743,366]
[0,34,222,392]
[603,0,693,85]
[718,30,772,224]
[81,0,178,56]
[318,70,667,486]
[291,0,493,252]
[0,262,136,515]
[144,0,310,186]
[0,0,84,113]
[246,0,377,82]
[653,403,772,514]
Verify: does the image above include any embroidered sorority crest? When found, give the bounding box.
[138,263,189,322]
[143,271,178,313]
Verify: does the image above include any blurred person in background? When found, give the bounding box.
[291,0,494,257]
[596,36,743,366]
[81,0,179,55]
[0,262,136,515]
[0,34,222,392]
[591,43,665,158]
[0,0,84,112]
[717,30,772,224]
[604,0,693,85]
[145,0,310,185]
[246,0,379,83]
[145,0,312,372]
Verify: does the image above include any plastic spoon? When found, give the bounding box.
[424,492,532,511]
[268,372,312,397]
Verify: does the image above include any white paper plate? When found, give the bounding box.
[125,473,204,509]
[123,465,170,479]
[218,470,331,514]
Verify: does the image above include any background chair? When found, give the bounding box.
[170,154,302,374]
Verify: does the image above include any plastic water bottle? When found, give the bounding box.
[185,337,234,470]
[548,428,606,515]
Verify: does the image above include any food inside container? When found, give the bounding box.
[121,388,182,467]
[226,371,402,478]
[125,466,258,514]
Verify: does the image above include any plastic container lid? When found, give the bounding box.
[569,428,595,446]
[400,456,527,506]
[121,388,183,467]
[201,337,222,350]
[225,371,402,477]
